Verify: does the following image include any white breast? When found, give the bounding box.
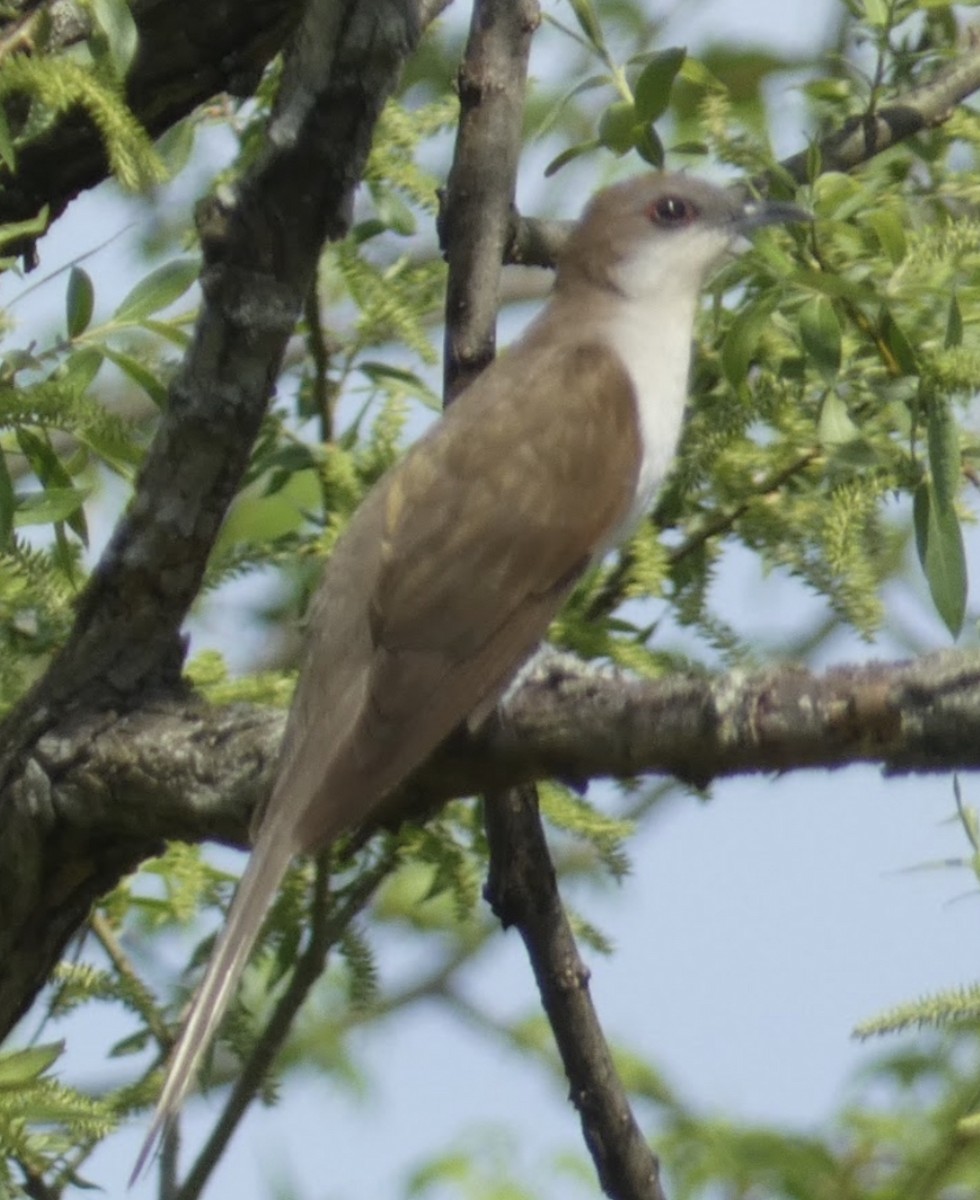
[602,291,697,542]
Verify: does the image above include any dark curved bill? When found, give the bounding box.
[736,197,813,232]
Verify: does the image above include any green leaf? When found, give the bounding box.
[140,317,192,348]
[90,0,139,78]
[818,392,858,445]
[927,390,960,511]
[113,257,199,323]
[61,346,104,394]
[633,47,686,123]
[879,307,918,376]
[863,209,906,265]
[14,487,90,528]
[721,300,775,388]
[16,428,89,544]
[0,107,15,173]
[66,266,95,338]
[597,101,636,155]
[219,470,321,545]
[565,0,607,54]
[669,139,709,156]
[102,346,168,407]
[790,267,877,305]
[155,118,196,176]
[352,218,387,244]
[799,295,841,382]
[803,79,851,103]
[812,172,864,220]
[634,125,664,168]
[914,480,967,639]
[0,1042,63,1088]
[864,0,890,26]
[544,139,599,177]
[375,189,416,236]
[678,56,724,91]
[0,206,49,251]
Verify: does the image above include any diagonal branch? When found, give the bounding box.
[506,37,980,267]
[0,0,421,773]
[0,0,306,240]
[484,785,667,1200]
[0,0,420,1040]
[175,850,394,1200]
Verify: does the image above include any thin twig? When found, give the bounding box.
[586,449,823,622]
[177,849,395,1200]
[484,786,666,1200]
[439,0,539,399]
[89,910,173,1048]
[303,281,333,444]
[506,37,980,268]
[17,1163,58,1200]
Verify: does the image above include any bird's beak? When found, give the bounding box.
[736,196,813,232]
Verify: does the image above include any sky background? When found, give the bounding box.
[4,0,980,1197]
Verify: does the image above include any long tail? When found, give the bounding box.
[130,829,296,1183]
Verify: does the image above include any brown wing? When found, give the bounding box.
[276,336,640,851]
[372,337,640,652]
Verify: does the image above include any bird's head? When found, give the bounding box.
[556,172,810,304]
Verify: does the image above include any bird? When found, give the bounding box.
[133,171,808,1175]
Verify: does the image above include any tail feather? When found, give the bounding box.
[130,830,296,1183]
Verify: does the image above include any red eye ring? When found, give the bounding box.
[649,196,698,226]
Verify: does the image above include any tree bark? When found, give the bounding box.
[3,650,980,1038]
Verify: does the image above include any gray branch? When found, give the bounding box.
[437,3,665,1195]
[506,37,980,267]
[0,0,420,1033]
[0,0,305,241]
[3,650,979,1038]
[439,0,538,398]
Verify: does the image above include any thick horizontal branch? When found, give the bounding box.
[2,648,978,1038]
[0,0,305,237]
[398,649,980,808]
[780,31,980,182]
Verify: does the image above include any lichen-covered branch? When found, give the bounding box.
[0,0,420,1037]
[2,650,978,1039]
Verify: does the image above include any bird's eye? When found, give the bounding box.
[649,196,698,226]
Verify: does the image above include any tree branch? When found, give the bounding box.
[175,851,392,1200]
[0,0,420,1037]
[485,785,667,1200]
[506,38,980,268]
[438,3,663,1195]
[0,0,421,760]
[438,0,539,399]
[0,0,305,241]
[3,650,979,1039]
